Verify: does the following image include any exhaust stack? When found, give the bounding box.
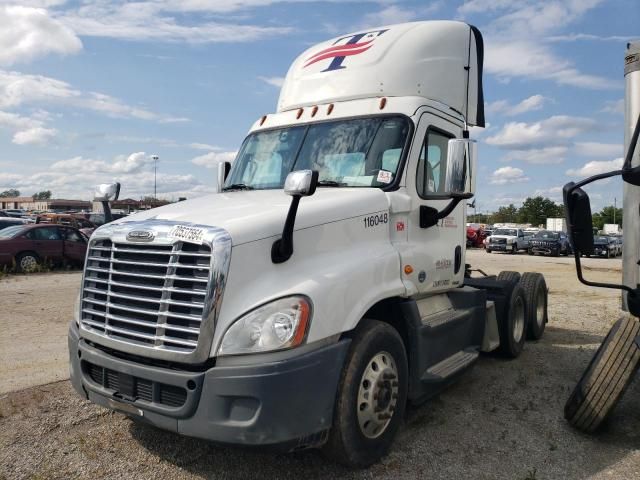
[622,41,640,312]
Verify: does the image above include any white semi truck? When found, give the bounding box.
[69,21,549,466]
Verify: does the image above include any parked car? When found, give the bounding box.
[1,209,27,218]
[485,228,530,254]
[528,230,572,256]
[35,213,97,236]
[466,224,487,248]
[590,236,619,258]
[0,218,27,231]
[0,224,88,272]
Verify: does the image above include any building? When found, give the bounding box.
[0,197,91,212]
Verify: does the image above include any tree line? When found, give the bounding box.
[468,196,623,230]
[0,189,52,200]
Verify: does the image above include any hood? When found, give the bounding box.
[111,188,390,246]
[490,234,515,240]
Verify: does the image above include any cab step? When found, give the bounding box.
[421,349,479,382]
[421,307,474,331]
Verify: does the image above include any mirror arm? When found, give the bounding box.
[271,195,301,264]
[102,201,113,223]
[420,194,472,229]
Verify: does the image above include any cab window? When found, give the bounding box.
[416,129,453,197]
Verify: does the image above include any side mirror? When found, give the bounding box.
[272,170,319,264]
[284,170,319,197]
[94,183,120,202]
[216,161,232,193]
[94,182,120,224]
[563,183,594,255]
[445,138,477,197]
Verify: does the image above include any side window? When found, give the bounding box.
[416,129,453,197]
[34,227,61,240]
[64,229,84,243]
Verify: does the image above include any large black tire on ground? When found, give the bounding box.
[520,272,548,340]
[497,271,521,283]
[496,284,528,358]
[564,317,640,433]
[323,320,408,467]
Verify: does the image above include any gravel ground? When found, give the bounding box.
[1,250,639,479]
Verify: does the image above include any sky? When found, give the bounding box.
[0,0,637,212]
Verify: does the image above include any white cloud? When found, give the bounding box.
[457,0,513,14]
[191,151,237,168]
[485,95,548,116]
[489,166,529,185]
[547,33,634,42]
[188,142,223,151]
[601,99,624,115]
[566,158,623,177]
[532,186,563,202]
[486,115,597,149]
[0,109,57,145]
[12,126,57,145]
[258,76,285,88]
[502,146,568,164]
[574,142,622,158]
[0,6,82,66]
[0,70,188,122]
[51,152,156,175]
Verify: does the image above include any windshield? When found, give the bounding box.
[535,231,559,239]
[493,229,517,236]
[594,236,609,244]
[225,116,410,190]
[0,225,25,238]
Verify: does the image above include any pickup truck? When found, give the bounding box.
[485,228,530,254]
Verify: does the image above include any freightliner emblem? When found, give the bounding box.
[126,230,155,242]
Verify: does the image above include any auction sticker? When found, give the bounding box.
[377,170,392,184]
[168,225,205,244]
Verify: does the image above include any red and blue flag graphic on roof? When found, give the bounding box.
[304,29,388,72]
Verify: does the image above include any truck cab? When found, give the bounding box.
[68,21,548,467]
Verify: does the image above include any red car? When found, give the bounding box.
[466,224,487,248]
[0,224,87,272]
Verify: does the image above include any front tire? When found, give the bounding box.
[323,320,408,468]
[564,317,640,433]
[16,252,39,273]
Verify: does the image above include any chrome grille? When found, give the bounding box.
[81,239,212,353]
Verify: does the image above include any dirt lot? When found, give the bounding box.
[1,251,639,479]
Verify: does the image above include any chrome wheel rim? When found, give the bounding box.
[357,351,399,439]
[513,296,525,343]
[20,255,37,272]
[535,288,545,328]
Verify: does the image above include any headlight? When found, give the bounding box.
[218,296,311,356]
[507,238,515,244]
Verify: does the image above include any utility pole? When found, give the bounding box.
[614,197,617,225]
[151,155,159,202]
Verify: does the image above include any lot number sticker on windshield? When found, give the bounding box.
[168,225,205,244]
[377,170,392,184]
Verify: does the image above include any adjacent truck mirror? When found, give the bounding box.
[272,170,319,264]
[94,183,120,202]
[445,138,477,197]
[93,182,120,224]
[216,161,232,193]
[563,184,594,256]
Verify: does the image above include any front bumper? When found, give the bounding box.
[487,243,514,251]
[69,322,350,449]
[530,244,558,254]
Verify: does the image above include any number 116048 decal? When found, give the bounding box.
[363,213,388,228]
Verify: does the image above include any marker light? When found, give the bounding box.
[259,115,267,126]
[404,265,413,275]
[379,97,387,110]
[311,105,318,117]
[218,296,311,356]
[296,108,304,119]
[327,103,334,115]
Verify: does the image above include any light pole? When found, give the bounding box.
[151,155,159,201]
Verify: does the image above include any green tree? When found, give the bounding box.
[517,196,563,226]
[489,204,518,224]
[592,205,623,230]
[0,189,20,198]
[32,190,52,200]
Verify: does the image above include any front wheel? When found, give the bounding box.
[323,320,408,468]
[16,252,39,273]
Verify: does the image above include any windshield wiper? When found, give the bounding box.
[317,180,347,187]
[223,183,254,191]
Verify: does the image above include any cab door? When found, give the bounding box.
[402,111,465,295]
[61,227,87,264]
